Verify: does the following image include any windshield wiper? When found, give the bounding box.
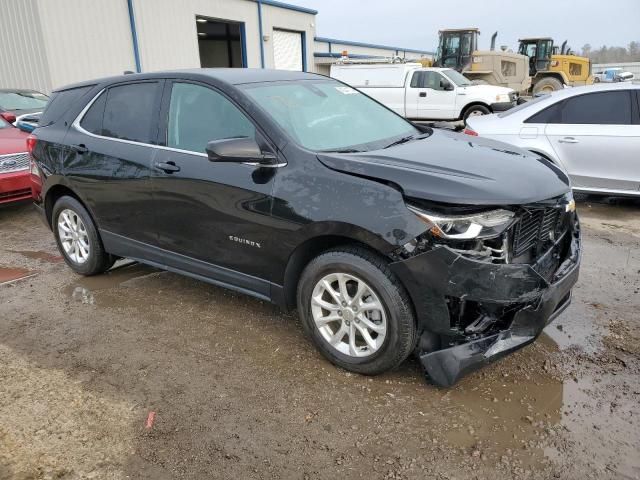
[322,148,363,153]
[383,131,433,149]
[383,135,416,149]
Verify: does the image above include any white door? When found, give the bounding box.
[545,90,640,192]
[406,71,456,120]
[273,29,303,71]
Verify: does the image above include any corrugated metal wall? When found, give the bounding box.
[0,0,51,93]
[37,0,136,91]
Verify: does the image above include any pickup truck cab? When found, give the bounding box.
[331,63,517,122]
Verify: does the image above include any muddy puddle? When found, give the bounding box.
[63,261,161,306]
[9,249,63,263]
[0,266,37,286]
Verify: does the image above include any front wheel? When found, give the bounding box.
[463,104,491,123]
[52,196,115,275]
[297,247,417,375]
[532,77,563,95]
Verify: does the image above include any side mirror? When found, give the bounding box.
[442,81,454,91]
[206,137,277,165]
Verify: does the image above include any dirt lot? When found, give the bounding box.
[1,196,639,480]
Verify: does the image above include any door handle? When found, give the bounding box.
[71,144,88,154]
[558,137,579,144]
[419,92,427,97]
[154,161,181,173]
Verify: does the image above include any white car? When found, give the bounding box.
[330,63,517,122]
[593,68,634,83]
[465,83,640,196]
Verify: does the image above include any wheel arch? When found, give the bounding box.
[460,101,492,120]
[280,226,395,310]
[44,183,97,230]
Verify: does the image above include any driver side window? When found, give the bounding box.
[424,72,445,90]
[167,82,255,154]
[410,72,446,90]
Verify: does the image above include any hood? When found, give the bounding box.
[0,126,29,154]
[317,129,570,206]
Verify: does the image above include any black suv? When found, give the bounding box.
[30,69,581,386]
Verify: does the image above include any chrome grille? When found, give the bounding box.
[0,152,29,173]
[513,208,561,257]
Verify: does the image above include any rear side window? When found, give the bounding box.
[80,82,160,143]
[560,91,631,125]
[39,86,93,126]
[80,92,106,135]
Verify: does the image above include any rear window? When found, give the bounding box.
[79,82,160,144]
[39,86,93,126]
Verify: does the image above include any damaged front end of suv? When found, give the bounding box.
[389,193,581,386]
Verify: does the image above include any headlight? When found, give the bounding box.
[495,93,511,103]
[407,205,515,240]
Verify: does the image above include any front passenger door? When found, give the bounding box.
[151,81,280,292]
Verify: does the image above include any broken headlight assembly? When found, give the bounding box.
[406,205,515,240]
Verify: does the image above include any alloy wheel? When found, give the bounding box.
[310,272,387,357]
[58,209,90,264]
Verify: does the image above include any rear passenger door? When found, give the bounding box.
[150,80,279,293]
[67,80,162,245]
[545,90,640,192]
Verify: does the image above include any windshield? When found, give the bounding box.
[0,116,9,129]
[442,69,471,86]
[242,80,418,152]
[0,91,49,111]
[497,94,550,117]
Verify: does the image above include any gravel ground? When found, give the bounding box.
[0,196,638,480]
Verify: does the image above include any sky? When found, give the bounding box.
[292,0,640,54]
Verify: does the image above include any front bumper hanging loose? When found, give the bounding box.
[390,224,581,387]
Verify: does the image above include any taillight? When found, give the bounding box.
[26,134,37,154]
[463,128,478,136]
[1,112,17,124]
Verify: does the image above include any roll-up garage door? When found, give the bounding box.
[273,29,303,71]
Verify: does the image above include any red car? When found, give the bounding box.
[0,116,32,204]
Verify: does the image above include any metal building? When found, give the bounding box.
[0,0,432,93]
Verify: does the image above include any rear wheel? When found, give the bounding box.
[297,247,417,375]
[532,77,563,95]
[52,196,115,276]
[463,104,490,123]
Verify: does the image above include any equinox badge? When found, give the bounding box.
[229,236,261,248]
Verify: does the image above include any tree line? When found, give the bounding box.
[581,42,640,63]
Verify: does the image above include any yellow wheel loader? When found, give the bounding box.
[517,38,593,94]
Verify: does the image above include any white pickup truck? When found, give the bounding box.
[330,63,517,122]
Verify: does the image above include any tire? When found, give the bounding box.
[462,104,490,123]
[52,196,115,276]
[296,246,417,375]
[532,77,563,95]
[593,77,600,83]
